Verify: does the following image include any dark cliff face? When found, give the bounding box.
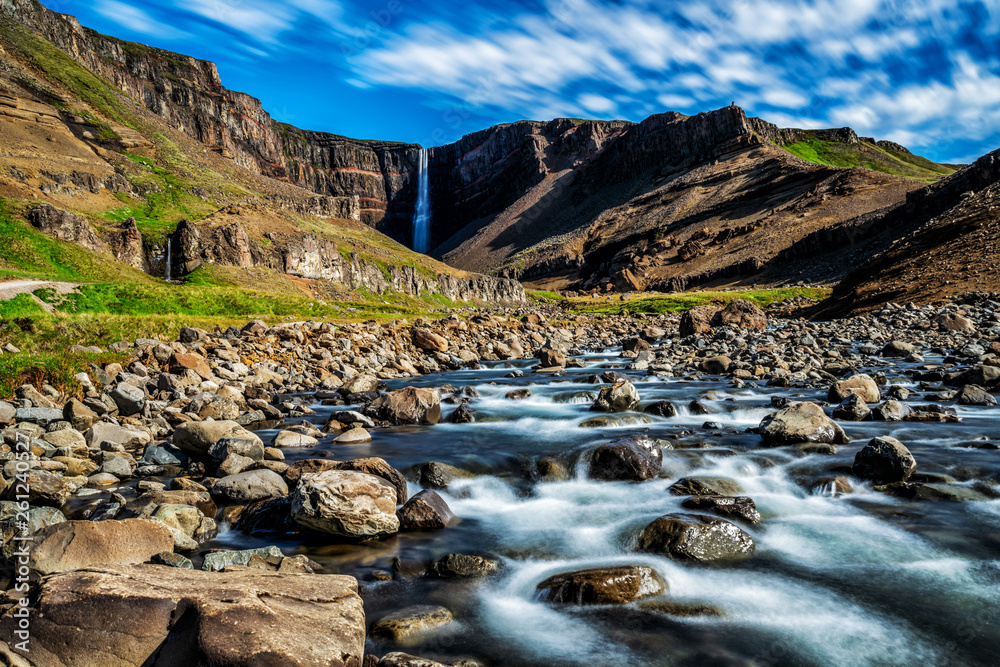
[424,119,630,248]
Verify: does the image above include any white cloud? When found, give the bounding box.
[96,0,189,39]
[578,93,617,115]
[173,0,295,42]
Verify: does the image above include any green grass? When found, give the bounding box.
[567,287,831,315]
[527,289,565,303]
[781,137,955,183]
[0,198,152,282]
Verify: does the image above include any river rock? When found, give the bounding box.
[371,605,454,645]
[872,400,912,421]
[828,374,880,403]
[335,427,372,444]
[589,434,662,482]
[536,565,665,605]
[590,380,640,412]
[331,457,408,502]
[208,436,265,461]
[680,495,761,524]
[711,299,767,331]
[881,340,916,358]
[273,430,320,447]
[759,402,849,446]
[956,385,997,406]
[417,461,473,489]
[202,545,283,571]
[832,394,872,421]
[173,420,262,457]
[0,563,364,666]
[212,468,288,503]
[852,436,916,484]
[368,387,441,425]
[668,477,744,497]
[679,305,720,337]
[638,513,755,562]
[168,352,213,379]
[644,400,677,417]
[291,470,399,538]
[447,404,476,423]
[28,518,174,574]
[700,356,732,374]
[413,329,449,352]
[539,348,567,367]
[398,489,454,530]
[937,312,975,331]
[431,553,500,578]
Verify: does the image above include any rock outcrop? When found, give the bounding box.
[0,564,365,666]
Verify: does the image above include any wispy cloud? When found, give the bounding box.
[67,0,1000,160]
[94,0,189,39]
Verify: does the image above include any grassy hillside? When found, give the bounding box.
[780,134,955,182]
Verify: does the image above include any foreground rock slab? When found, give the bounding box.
[28,518,174,574]
[0,564,364,666]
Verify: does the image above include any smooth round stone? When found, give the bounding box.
[87,472,121,487]
[272,430,319,448]
[335,427,371,444]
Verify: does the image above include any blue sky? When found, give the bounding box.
[43,0,1000,162]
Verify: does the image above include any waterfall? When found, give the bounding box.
[412,148,431,253]
[164,236,171,281]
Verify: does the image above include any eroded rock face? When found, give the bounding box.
[638,513,755,562]
[589,434,662,482]
[291,470,399,539]
[27,203,106,252]
[852,436,916,484]
[0,564,365,667]
[536,565,665,605]
[759,402,849,446]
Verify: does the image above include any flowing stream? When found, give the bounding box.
[413,148,431,254]
[226,349,1000,666]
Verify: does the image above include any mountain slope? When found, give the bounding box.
[809,151,1000,315]
[0,3,524,306]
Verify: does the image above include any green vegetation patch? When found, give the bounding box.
[781,138,954,183]
[568,287,831,315]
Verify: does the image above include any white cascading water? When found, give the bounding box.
[412,148,431,253]
[164,236,171,281]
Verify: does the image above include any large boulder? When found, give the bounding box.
[759,402,849,446]
[331,458,408,503]
[536,565,665,605]
[212,469,288,503]
[589,434,662,482]
[291,470,399,539]
[0,564,364,666]
[413,329,449,352]
[539,348,567,368]
[710,299,766,331]
[590,380,640,413]
[173,420,262,457]
[679,305,720,337]
[638,513,755,562]
[852,436,916,484]
[368,387,441,425]
[28,519,174,574]
[828,374,880,404]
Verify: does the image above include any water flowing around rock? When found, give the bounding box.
[413,147,431,253]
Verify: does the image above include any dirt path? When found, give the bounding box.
[0,280,79,313]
